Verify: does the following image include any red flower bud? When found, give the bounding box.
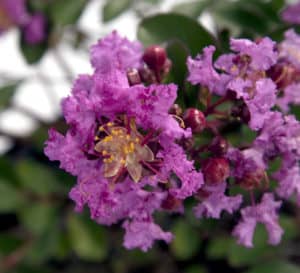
[183,108,206,133]
[143,45,167,71]
[202,157,230,185]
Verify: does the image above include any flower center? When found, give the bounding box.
[94,121,154,183]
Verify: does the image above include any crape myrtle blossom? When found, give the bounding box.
[45,31,203,251]
[46,29,300,250]
[0,0,46,43]
[281,1,300,25]
[187,37,278,130]
[269,29,300,112]
[187,33,300,248]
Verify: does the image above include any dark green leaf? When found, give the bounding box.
[102,0,133,22]
[18,203,57,235]
[0,181,24,212]
[68,214,108,261]
[171,219,201,260]
[0,82,20,109]
[16,160,62,196]
[49,0,87,26]
[20,39,47,64]
[137,13,216,56]
[245,261,300,273]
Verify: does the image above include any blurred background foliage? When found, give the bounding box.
[1,0,300,273]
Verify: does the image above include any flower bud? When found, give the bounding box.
[209,136,229,156]
[143,45,167,71]
[183,108,206,133]
[267,61,300,89]
[127,68,141,86]
[161,194,182,210]
[237,169,265,190]
[202,157,230,185]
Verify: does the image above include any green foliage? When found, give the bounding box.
[0,82,20,109]
[138,13,216,56]
[171,219,201,260]
[68,213,108,261]
[49,0,87,27]
[102,0,133,22]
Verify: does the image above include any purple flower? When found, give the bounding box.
[45,31,203,250]
[1,0,29,26]
[281,1,300,24]
[274,162,300,206]
[194,183,242,219]
[230,37,278,70]
[123,219,173,251]
[187,46,226,96]
[233,193,283,247]
[90,31,143,74]
[23,13,46,44]
[277,83,300,112]
[279,29,300,70]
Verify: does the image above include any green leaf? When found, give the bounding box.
[18,203,57,235]
[0,158,21,186]
[102,0,133,22]
[0,82,20,109]
[137,13,216,56]
[245,261,300,273]
[49,0,87,26]
[16,160,62,196]
[68,214,108,261]
[20,39,47,64]
[0,234,22,255]
[171,0,210,19]
[0,181,24,212]
[171,219,201,260]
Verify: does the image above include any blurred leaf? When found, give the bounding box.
[245,261,300,273]
[16,160,62,196]
[20,39,47,64]
[0,182,24,212]
[227,224,278,267]
[137,13,216,56]
[18,203,57,235]
[0,234,22,255]
[0,82,20,109]
[280,215,299,241]
[0,158,21,186]
[68,214,108,261]
[207,236,231,259]
[171,219,201,260]
[211,0,280,38]
[50,0,87,26]
[171,0,210,18]
[102,0,133,22]
[185,265,208,273]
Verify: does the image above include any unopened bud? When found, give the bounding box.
[202,157,230,185]
[237,169,265,190]
[143,45,167,71]
[183,108,206,133]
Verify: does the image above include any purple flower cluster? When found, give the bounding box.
[187,29,300,248]
[0,0,46,44]
[45,28,300,251]
[45,31,202,251]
